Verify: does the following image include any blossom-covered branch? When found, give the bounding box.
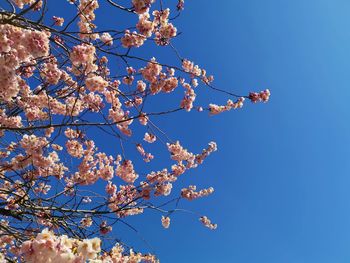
[0,0,270,262]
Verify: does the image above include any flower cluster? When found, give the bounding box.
[70,43,97,75]
[132,0,155,14]
[53,16,64,26]
[66,139,84,158]
[195,141,217,164]
[78,0,99,40]
[85,75,108,92]
[4,134,68,178]
[121,30,146,48]
[116,159,139,183]
[100,32,113,45]
[0,24,50,102]
[137,13,155,37]
[249,89,271,103]
[153,9,177,46]
[199,216,217,230]
[13,0,42,9]
[155,182,173,196]
[209,97,245,115]
[136,143,154,162]
[17,228,157,263]
[20,229,99,262]
[167,140,197,163]
[181,185,214,201]
[122,3,177,47]
[40,58,63,85]
[0,110,22,129]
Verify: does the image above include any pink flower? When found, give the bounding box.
[116,160,138,184]
[66,140,84,158]
[132,0,154,14]
[144,132,156,143]
[99,221,112,235]
[249,89,271,103]
[106,181,117,195]
[167,141,193,162]
[181,185,214,201]
[137,14,154,37]
[161,216,171,229]
[199,216,217,230]
[53,16,64,26]
[137,80,147,92]
[155,182,173,196]
[85,75,108,92]
[121,30,146,48]
[100,32,113,45]
[209,97,245,115]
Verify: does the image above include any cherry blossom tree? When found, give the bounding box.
[0,0,270,262]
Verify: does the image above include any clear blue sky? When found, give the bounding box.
[47,1,350,262]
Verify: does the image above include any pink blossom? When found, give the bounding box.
[66,140,84,158]
[181,185,214,201]
[85,75,108,92]
[199,216,217,230]
[144,132,156,143]
[161,216,171,229]
[116,160,138,183]
[132,0,154,14]
[121,30,146,48]
[249,89,271,103]
[100,32,113,45]
[53,16,64,26]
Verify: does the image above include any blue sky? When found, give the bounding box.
[42,0,350,262]
[158,1,350,262]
